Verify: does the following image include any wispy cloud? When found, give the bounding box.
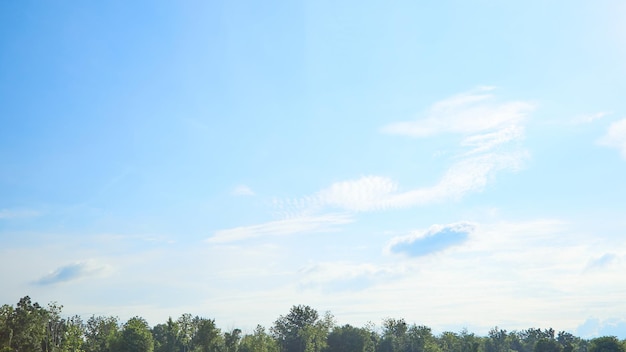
[35,261,109,286]
[381,88,533,137]
[386,222,475,257]
[314,176,398,212]
[281,149,526,213]
[577,318,626,339]
[572,111,611,124]
[272,88,532,213]
[291,219,626,332]
[216,88,532,242]
[460,125,524,155]
[585,253,619,271]
[207,213,354,244]
[598,118,626,158]
[295,219,590,300]
[298,261,400,292]
[232,185,255,196]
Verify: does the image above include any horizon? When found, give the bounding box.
[1,295,623,340]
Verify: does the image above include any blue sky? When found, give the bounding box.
[2,0,626,338]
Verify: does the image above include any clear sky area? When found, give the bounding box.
[2,0,626,339]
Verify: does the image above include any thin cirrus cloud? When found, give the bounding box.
[577,318,626,339]
[309,150,526,212]
[585,253,619,271]
[386,222,475,257]
[207,213,354,244]
[572,111,611,125]
[35,261,109,286]
[297,261,407,292]
[381,88,534,137]
[232,185,255,196]
[598,118,626,158]
[297,219,577,293]
[460,125,524,155]
[210,88,532,243]
[291,88,532,212]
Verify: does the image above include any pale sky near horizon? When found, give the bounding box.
[2,0,626,339]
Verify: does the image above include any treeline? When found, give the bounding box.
[1,296,625,352]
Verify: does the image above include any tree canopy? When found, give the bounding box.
[0,296,624,352]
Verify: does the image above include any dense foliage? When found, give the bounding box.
[1,297,625,352]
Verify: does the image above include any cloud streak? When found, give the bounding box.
[386,222,475,257]
[213,88,532,243]
[572,112,611,125]
[35,261,109,286]
[577,318,626,339]
[275,88,532,213]
[281,148,526,213]
[207,213,354,244]
[232,185,255,196]
[381,88,533,137]
[298,261,401,292]
[585,253,619,271]
[598,118,626,158]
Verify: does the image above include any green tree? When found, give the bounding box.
[458,329,481,352]
[556,331,578,352]
[516,329,558,352]
[224,329,241,352]
[271,305,321,352]
[485,327,510,352]
[60,315,86,352]
[0,304,14,351]
[327,324,375,352]
[239,325,278,352]
[44,302,65,352]
[152,317,181,352]
[11,296,48,352]
[85,315,119,352]
[191,318,222,352]
[438,332,462,352]
[535,339,563,352]
[114,317,154,352]
[378,318,408,352]
[301,311,333,352]
[589,337,625,352]
[177,314,196,352]
[405,325,440,352]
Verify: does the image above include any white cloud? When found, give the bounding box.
[207,213,354,244]
[577,318,626,339]
[269,88,532,214]
[8,218,626,336]
[303,149,526,213]
[213,89,532,250]
[381,88,534,137]
[572,111,611,124]
[385,222,475,257]
[598,118,626,158]
[315,176,398,212]
[298,261,401,291]
[232,185,255,196]
[35,260,111,285]
[290,219,626,334]
[461,125,524,155]
[585,253,620,271]
[404,150,526,201]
